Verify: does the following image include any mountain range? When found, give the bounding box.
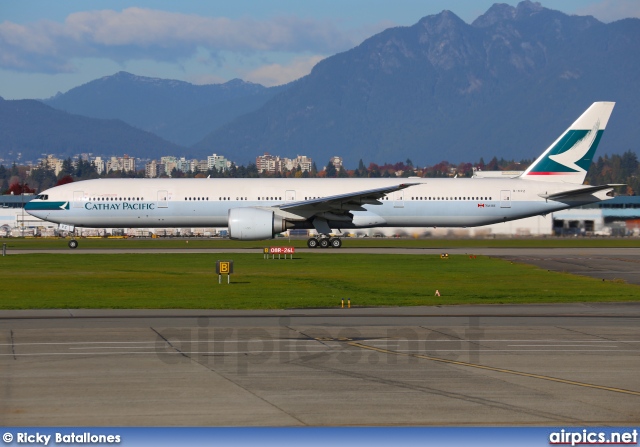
[43,72,286,147]
[2,1,639,168]
[195,1,640,166]
[0,99,182,163]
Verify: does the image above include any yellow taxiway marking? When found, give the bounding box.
[347,341,640,397]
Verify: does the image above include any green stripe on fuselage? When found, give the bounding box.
[25,201,69,211]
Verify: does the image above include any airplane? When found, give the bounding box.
[26,102,622,249]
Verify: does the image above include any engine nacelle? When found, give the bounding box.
[228,207,291,240]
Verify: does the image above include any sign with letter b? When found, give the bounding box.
[216,260,233,275]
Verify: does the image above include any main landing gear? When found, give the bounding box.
[307,236,342,249]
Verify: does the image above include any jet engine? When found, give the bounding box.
[228,208,292,240]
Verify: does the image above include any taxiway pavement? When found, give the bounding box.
[1,304,639,426]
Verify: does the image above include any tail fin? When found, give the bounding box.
[520,102,615,184]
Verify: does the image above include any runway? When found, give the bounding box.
[1,304,639,426]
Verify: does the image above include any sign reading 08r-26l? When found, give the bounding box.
[264,247,295,255]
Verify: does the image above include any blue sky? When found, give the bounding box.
[1,0,639,100]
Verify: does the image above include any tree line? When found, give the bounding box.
[1,151,638,195]
[585,151,640,196]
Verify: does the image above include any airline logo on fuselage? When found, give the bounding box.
[84,202,155,211]
[24,201,70,211]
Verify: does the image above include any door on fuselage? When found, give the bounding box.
[500,190,511,208]
[158,190,168,208]
[73,191,84,208]
[394,191,405,208]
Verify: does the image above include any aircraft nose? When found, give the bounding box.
[24,201,42,217]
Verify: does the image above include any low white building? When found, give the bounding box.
[0,195,55,236]
[3,194,637,240]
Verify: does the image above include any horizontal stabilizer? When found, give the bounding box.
[538,184,625,201]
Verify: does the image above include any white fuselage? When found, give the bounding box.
[26,177,611,230]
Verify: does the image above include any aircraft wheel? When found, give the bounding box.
[68,240,79,249]
[319,238,330,248]
[307,238,319,248]
[329,238,342,248]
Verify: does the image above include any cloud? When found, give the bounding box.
[243,55,326,86]
[0,8,360,73]
[576,0,640,22]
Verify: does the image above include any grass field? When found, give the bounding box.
[2,236,640,250]
[1,252,639,309]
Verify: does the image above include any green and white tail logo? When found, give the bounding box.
[521,102,614,184]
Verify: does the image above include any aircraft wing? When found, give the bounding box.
[277,182,418,213]
[538,184,625,201]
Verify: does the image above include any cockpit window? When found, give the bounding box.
[36,195,49,200]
